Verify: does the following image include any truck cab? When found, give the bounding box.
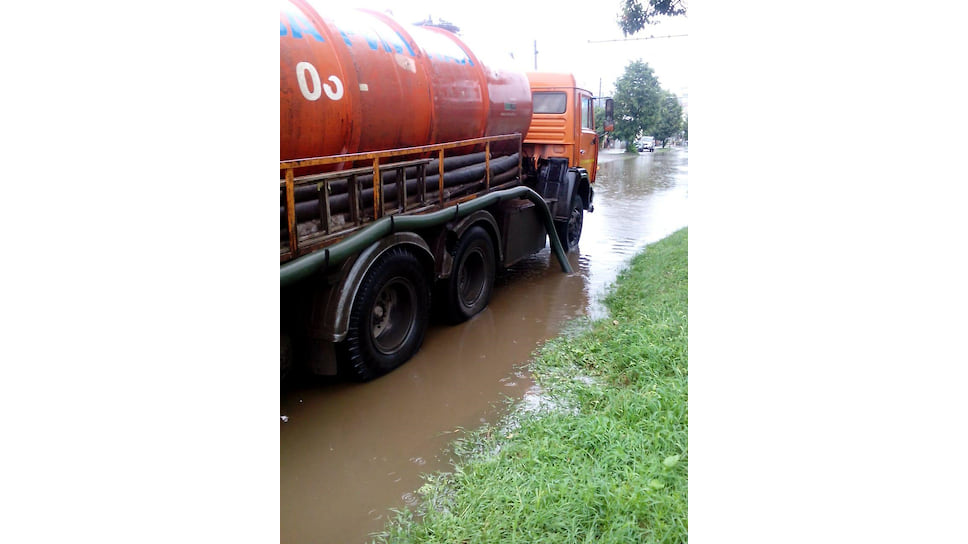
[521,73,610,253]
[523,73,600,183]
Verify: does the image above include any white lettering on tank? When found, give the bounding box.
[296,61,321,101]
[295,62,343,102]
[323,75,344,100]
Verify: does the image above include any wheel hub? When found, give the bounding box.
[369,279,415,355]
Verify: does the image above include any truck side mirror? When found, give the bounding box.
[604,98,614,132]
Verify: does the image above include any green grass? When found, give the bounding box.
[373,228,688,544]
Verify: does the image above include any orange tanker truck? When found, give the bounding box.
[280,2,613,381]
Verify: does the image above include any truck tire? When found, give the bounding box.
[443,226,495,324]
[336,247,430,381]
[555,195,583,253]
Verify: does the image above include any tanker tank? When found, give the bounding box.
[280,1,534,165]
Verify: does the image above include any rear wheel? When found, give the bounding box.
[443,226,495,323]
[555,194,584,253]
[336,247,430,381]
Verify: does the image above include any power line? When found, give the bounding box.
[587,34,688,44]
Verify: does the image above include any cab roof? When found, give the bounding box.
[526,72,584,92]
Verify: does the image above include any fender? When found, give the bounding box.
[313,233,434,343]
[433,210,502,279]
[574,167,593,212]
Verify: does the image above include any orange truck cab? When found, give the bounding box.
[522,73,610,242]
[524,73,601,183]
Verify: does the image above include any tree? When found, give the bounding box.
[612,60,662,151]
[618,0,687,36]
[653,91,683,146]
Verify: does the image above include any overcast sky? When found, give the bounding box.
[332,0,689,99]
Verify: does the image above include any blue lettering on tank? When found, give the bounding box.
[331,22,415,57]
[394,32,415,56]
[285,11,324,42]
[427,47,473,66]
[339,30,354,47]
[362,31,392,53]
[443,54,468,65]
[455,46,474,66]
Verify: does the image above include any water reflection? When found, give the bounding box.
[580,149,689,318]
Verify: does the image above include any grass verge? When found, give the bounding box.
[374,228,688,543]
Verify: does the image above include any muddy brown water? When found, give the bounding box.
[280,147,688,543]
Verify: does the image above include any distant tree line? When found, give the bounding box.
[610,60,684,151]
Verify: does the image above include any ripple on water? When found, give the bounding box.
[401,492,419,507]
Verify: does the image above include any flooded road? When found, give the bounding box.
[280,147,688,543]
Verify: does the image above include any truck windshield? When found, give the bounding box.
[532,92,566,114]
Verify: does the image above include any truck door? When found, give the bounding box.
[578,92,599,183]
